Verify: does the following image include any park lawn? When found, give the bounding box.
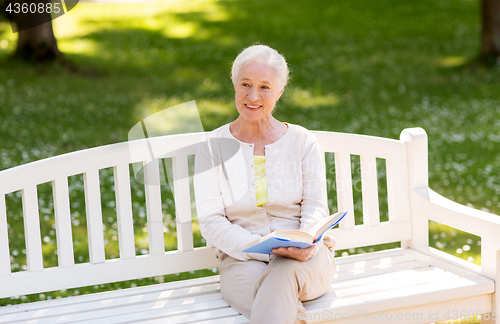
[0,1,499,320]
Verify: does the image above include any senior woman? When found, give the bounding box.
[194,45,336,324]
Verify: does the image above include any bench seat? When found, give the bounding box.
[0,248,493,324]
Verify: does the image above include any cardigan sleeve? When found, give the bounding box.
[193,140,271,262]
[298,132,330,231]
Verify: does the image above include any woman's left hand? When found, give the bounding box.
[271,244,317,262]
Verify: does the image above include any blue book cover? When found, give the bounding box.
[243,211,347,254]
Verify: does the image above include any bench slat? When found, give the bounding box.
[0,194,10,276]
[75,296,227,324]
[0,275,221,315]
[53,177,75,268]
[173,155,194,252]
[192,315,249,324]
[332,268,458,300]
[1,285,223,323]
[22,185,44,272]
[335,253,418,275]
[143,159,165,255]
[330,221,412,250]
[360,155,380,226]
[0,248,218,299]
[334,246,407,264]
[313,131,407,161]
[125,308,239,324]
[334,261,429,283]
[386,159,411,222]
[113,164,136,259]
[308,295,491,324]
[333,267,447,295]
[83,170,106,264]
[126,307,239,324]
[334,152,355,229]
[306,268,492,314]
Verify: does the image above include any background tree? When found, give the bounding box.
[2,0,63,62]
[481,0,500,65]
[13,21,62,62]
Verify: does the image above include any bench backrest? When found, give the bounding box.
[0,128,427,298]
[315,130,414,250]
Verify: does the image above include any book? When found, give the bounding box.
[242,211,347,254]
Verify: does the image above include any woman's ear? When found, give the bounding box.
[276,87,285,101]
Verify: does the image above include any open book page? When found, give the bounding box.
[301,211,347,241]
[272,230,313,242]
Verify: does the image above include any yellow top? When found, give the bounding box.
[253,156,268,207]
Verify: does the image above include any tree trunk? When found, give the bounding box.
[481,0,500,64]
[14,21,62,61]
[7,0,63,62]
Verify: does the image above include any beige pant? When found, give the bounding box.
[218,238,336,324]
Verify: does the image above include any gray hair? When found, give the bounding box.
[231,45,290,88]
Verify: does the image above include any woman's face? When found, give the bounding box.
[233,61,284,123]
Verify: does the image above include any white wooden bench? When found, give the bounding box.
[0,127,498,323]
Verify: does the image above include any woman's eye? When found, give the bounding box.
[261,86,269,89]
[242,83,250,87]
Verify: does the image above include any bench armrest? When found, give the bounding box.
[413,187,500,290]
[414,187,500,245]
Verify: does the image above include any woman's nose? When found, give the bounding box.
[247,87,260,101]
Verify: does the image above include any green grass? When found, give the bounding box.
[0,0,499,318]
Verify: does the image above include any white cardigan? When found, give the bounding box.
[193,123,329,262]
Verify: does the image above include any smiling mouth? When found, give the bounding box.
[245,104,261,109]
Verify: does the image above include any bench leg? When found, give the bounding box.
[480,294,498,324]
[481,312,496,324]
[480,241,499,324]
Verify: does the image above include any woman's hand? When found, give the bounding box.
[271,244,317,262]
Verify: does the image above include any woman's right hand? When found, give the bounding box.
[271,244,317,262]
